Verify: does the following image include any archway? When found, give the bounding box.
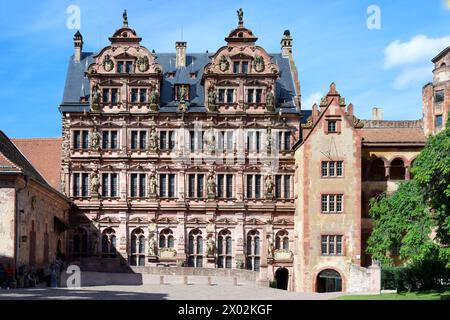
[275,267,289,290]
[316,269,342,293]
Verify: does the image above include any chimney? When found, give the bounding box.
[347,103,354,117]
[176,41,187,68]
[74,31,83,63]
[372,107,383,121]
[281,30,293,57]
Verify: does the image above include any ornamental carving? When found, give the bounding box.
[254,55,265,72]
[103,54,114,72]
[219,56,229,72]
[136,56,149,72]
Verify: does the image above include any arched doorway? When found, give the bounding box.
[316,269,342,293]
[275,267,289,290]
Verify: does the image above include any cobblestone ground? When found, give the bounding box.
[0,275,342,300]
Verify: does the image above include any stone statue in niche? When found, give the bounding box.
[265,90,275,112]
[148,233,157,256]
[149,87,159,111]
[204,127,216,155]
[265,175,274,198]
[91,85,101,111]
[219,56,229,72]
[137,56,149,72]
[90,126,101,151]
[254,55,265,72]
[207,87,217,112]
[266,127,272,155]
[103,54,114,72]
[149,173,157,196]
[267,237,275,258]
[179,85,188,102]
[149,127,158,152]
[207,174,216,198]
[206,236,215,256]
[90,170,101,198]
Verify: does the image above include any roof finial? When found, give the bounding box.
[237,8,244,26]
[123,9,128,27]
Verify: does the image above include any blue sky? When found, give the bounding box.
[0,0,449,138]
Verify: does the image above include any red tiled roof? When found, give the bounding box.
[12,138,62,190]
[360,128,427,145]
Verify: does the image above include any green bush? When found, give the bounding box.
[269,280,277,288]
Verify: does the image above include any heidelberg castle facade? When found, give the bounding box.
[2,9,446,293]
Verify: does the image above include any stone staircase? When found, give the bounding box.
[68,257,133,273]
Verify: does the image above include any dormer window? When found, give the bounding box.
[233,62,240,74]
[117,61,134,73]
[242,62,249,74]
[232,61,250,74]
[328,121,337,133]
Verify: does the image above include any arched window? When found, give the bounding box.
[275,230,289,251]
[218,230,232,269]
[369,157,386,181]
[317,269,342,293]
[130,228,145,266]
[159,228,174,249]
[246,230,261,271]
[187,229,203,268]
[390,158,405,180]
[73,228,88,257]
[102,227,117,258]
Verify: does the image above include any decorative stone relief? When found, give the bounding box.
[103,54,114,72]
[254,55,265,72]
[219,56,229,72]
[136,56,149,72]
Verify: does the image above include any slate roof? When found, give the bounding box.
[59,52,299,113]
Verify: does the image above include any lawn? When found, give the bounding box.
[337,290,450,300]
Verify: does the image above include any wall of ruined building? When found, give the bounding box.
[294,101,362,293]
[347,263,381,293]
[0,180,16,266]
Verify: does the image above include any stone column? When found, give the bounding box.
[236,169,244,202]
[235,214,245,269]
[176,215,187,266]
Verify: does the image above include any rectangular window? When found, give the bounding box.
[336,162,343,176]
[188,174,195,198]
[322,195,344,213]
[329,236,335,255]
[247,89,254,103]
[82,173,89,197]
[255,175,261,199]
[255,89,262,104]
[233,61,240,74]
[336,236,343,255]
[111,174,118,197]
[284,176,291,199]
[102,174,109,197]
[197,174,204,198]
[126,61,133,73]
[434,90,444,103]
[169,131,175,150]
[277,131,283,151]
[73,131,81,149]
[275,175,282,199]
[226,89,234,103]
[256,131,261,153]
[140,89,147,103]
[336,195,343,212]
[131,131,138,150]
[117,62,124,73]
[102,131,109,149]
[139,131,147,150]
[329,162,335,177]
[226,132,233,151]
[321,236,328,255]
[242,62,249,74]
[102,173,118,198]
[160,175,167,198]
[101,130,118,150]
[131,89,139,103]
[160,131,167,150]
[284,132,291,151]
[328,121,337,133]
[226,175,233,198]
[217,174,224,198]
[130,174,138,198]
[436,115,443,129]
[82,131,89,150]
[247,131,253,152]
[321,162,328,177]
[246,175,253,199]
[189,131,195,152]
[102,89,110,103]
[168,174,175,198]
[111,89,118,104]
[73,173,80,197]
[321,195,328,212]
[322,161,344,177]
[139,174,146,198]
[218,89,225,103]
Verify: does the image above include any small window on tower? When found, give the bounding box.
[327,121,337,133]
[434,90,444,104]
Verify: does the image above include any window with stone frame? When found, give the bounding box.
[321,194,344,214]
[246,230,261,271]
[72,173,89,197]
[159,173,176,198]
[101,173,118,198]
[434,90,444,104]
[327,120,337,133]
[102,227,117,258]
[321,235,343,256]
[274,175,292,199]
[130,88,147,103]
[321,161,344,178]
[130,228,145,266]
[275,130,292,152]
[188,229,203,268]
[435,115,443,130]
[73,130,90,150]
[174,84,190,101]
[102,88,119,104]
[101,130,119,150]
[216,88,235,104]
[246,130,262,153]
[246,174,263,199]
[217,174,234,199]
[159,228,174,249]
[187,174,205,199]
[189,130,205,153]
[117,60,134,74]
[130,173,146,198]
[130,130,147,150]
[275,230,289,251]
[217,130,234,153]
[217,230,232,269]
[159,130,176,151]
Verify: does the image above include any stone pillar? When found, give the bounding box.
[176,215,187,265]
[118,211,129,263]
[235,214,245,269]
[405,166,411,180]
[236,169,244,202]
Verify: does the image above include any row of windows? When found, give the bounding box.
[321,194,344,214]
[321,161,343,177]
[73,130,292,152]
[72,173,293,199]
[321,235,343,256]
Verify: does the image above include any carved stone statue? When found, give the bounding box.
[206,237,215,256]
[137,56,149,72]
[254,55,265,72]
[149,173,157,196]
[148,234,157,256]
[266,127,272,154]
[179,85,187,102]
[90,171,101,197]
[219,56,229,72]
[123,10,128,26]
[265,176,274,197]
[149,127,158,152]
[207,88,217,112]
[90,127,101,150]
[320,96,328,106]
[267,238,275,258]
[266,90,275,111]
[91,85,100,111]
[207,174,216,198]
[237,8,244,25]
[204,128,216,155]
[149,87,159,107]
[103,54,114,72]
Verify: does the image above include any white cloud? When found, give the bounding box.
[384,35,450,69]
[303,92,322,109]
[393,66,433,90]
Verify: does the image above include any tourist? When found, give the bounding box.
[50,264,58,288]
